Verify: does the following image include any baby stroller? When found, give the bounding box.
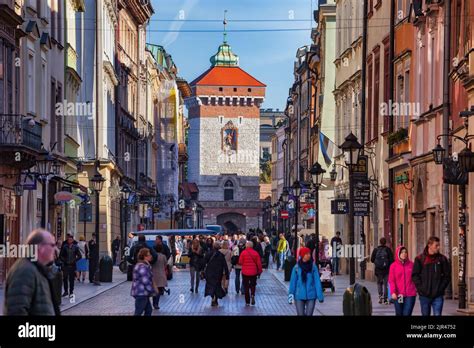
[318,259,335,293]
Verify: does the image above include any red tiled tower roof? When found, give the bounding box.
[190,66,266,87]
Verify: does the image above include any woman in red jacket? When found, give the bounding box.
[238,241,262,306]
[388,245,417,316]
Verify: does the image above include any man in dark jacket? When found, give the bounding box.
[330,231,343,274]
[370,237,394,304]
[59,234,82,297]
[127,234,158,265]
[4,229,60,315]
[306,234,319,259]
[412,236,451,316]
[111,236,121,265]
[88,233,99,284]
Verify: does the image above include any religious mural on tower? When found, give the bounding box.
[222,121,238,153]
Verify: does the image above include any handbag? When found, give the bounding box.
[231,254,239,266]
[201,251,217,280]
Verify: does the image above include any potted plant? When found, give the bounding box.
[388,127,409,154]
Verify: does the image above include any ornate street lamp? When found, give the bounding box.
[458,147,474,173]
[339,132,362,286]
[36,148,53,176]
[36,148,54,228]
[432,142,446,165]
[309,162,325,263]
[291,180,302,254]
[90,170,106,192]
[121,184,132,249]
[292,180,302,197]
[121,184,132,200]
[310,162,326,186]
[340,132,363,167]
[51,160,61,176]
[89,161,105,285]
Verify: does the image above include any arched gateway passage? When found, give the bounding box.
[217,212,246,234]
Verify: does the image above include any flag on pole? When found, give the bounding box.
[319,132,335,167]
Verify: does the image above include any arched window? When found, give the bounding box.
[224,180,234,201]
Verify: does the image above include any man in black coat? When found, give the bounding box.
[204,241,229,307]
[127,234,158,265]
[111,236,121,265]
[330,231,343,274]
[59,234,82,297]
[412,236,451,316]
[88,233,99,283]
[306,234,319,258]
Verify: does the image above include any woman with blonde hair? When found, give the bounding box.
[219,240,232,294]
[76,235,88,282]
[188,238,204,293]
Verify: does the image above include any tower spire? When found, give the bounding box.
[223,10,228,43]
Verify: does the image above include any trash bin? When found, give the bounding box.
[343,283,372,316]
[99,255,113,282]
[284,255,296,281]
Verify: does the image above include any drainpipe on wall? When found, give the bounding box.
[388,0,395,248]
[297,79,302,181]
[359,0,369,280]
[442,0,452,299]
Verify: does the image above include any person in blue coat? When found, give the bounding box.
[288,247,324,316]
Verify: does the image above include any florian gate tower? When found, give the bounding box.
[186,35,266,233]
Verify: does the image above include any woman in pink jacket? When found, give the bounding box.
[388,245,417,316]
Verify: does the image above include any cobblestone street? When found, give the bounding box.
[62,260,460,316]
[63,266,297,316]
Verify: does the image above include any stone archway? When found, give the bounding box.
[223,221,239,234]
[217,212,246,234]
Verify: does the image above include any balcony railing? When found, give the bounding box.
[0,114,42,150]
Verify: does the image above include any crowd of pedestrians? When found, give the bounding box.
[2,227,452,317]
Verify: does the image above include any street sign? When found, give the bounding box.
[79,204,92,222]
[352,155,368,176]
[353,201,370,216]
[20,173,37,190]
[354,178,371,201]
[331,199,349,214]
[281,210,289,219]
[353,176,370,216]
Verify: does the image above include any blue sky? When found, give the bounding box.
[148,0,317,110]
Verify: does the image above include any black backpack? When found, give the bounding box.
[374,247,389,270]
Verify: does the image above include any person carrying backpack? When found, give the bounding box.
[370,237,394,304]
